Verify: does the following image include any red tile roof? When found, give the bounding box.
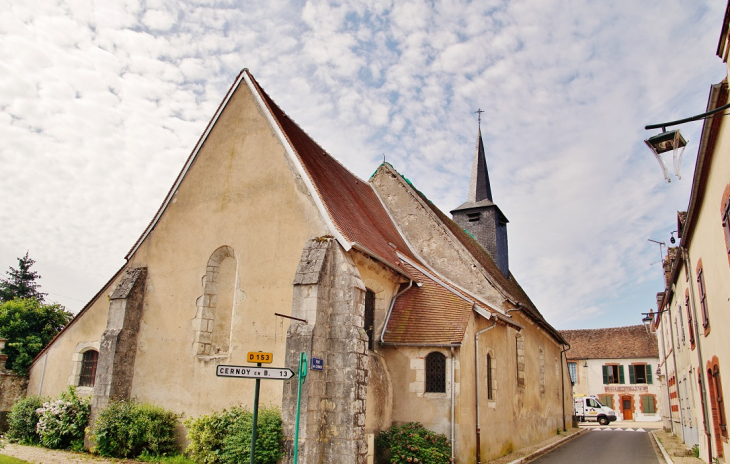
[560,325,659,360]
[382,258,477,344]
[246,71,415,274]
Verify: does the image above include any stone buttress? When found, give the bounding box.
[282,238,369,464]
[91,267,147,411]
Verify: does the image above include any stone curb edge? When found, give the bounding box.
[505,428,590,464]
[650,430,674,464]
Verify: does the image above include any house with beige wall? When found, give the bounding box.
[560,326,661,423]
[25,69,572,463]
[650,2,730,463]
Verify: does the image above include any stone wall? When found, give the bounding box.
[282,238,369,464]
[0,340,28,432]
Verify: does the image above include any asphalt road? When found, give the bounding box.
[530,429,661,464]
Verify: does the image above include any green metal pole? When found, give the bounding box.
[293,352,307,464]
[250,363,261,464]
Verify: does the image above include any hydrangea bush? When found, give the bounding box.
[35,386,90,449]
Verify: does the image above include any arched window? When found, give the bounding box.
[487,353,493,400]
[364,289,375,351]
[79,350,98,387]
[425,352,446,393]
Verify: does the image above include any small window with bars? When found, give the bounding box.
[79,350,98,387]
[425,352,446,393]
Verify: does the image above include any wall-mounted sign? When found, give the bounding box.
[311,357,323,371]
[605,385,649,392]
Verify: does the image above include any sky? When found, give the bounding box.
[0,0,727,330]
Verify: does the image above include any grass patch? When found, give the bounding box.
[0,455,32,464]
[137,452,196,464]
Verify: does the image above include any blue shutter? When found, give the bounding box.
[629,365,636,384]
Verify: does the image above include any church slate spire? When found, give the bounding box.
[467,128,493,203]
[451,124,510,277]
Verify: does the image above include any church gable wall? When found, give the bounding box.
[30,80,331,419]
[370,165,505,309]
[123,80,330,417]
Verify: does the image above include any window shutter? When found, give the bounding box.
[629,365,636,384]
[647,365,653,384]
[602,365,608,384]
[619,365,625,384]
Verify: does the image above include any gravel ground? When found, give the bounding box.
[0,443,142,464]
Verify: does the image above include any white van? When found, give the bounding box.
[574,395,617,425]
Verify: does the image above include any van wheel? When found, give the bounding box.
[598,417,609,426]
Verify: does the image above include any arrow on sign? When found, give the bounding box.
[216,365,295,380]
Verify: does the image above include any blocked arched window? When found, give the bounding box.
[194,246,237,356]
[515,333,525,387]
[78,350,98,387]
[539,348,545,394]
[425,352,446,393]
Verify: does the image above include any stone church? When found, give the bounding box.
[26,70,571,463]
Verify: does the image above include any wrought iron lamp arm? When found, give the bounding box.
[645,101,730,131]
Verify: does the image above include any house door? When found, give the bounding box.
[622,396,633,420]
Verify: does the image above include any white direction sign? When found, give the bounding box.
[216,364,295,380]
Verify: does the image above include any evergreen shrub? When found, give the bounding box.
[35,386,90,449]
[6,395,45,444]
[185,405,283,464]
[376,422,452,464]
[90,400,179,458]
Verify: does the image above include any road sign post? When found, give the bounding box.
[250,362,261,464]
[293,352,307,464]
[215,352,296,464]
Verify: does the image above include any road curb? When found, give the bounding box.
[650,430,674,464]
[505,428,590,464]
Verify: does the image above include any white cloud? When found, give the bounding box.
[0,0,725,331]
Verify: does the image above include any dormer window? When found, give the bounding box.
[467,212,481,222]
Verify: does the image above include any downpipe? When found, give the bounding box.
[451,346,455,463]
[560,342,571,431]
[380,280,414,344]
[475,320,497,464]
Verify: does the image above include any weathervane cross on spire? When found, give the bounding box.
[474,108,485,127]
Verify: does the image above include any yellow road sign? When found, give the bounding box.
[247,352,273,364]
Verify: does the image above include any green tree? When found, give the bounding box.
[0,252,47,303]
[0,298,72,374]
